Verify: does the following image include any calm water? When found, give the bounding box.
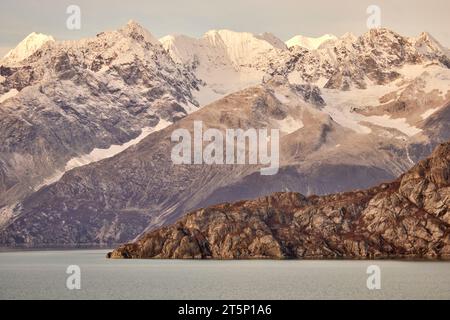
[0,250,449,300]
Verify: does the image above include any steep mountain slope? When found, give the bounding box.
[0,77,439,247]
[0,21,201,207]
[109,141,450,259]
[0,78,327,245]
[160,29,286,105]
[1,32,55,66]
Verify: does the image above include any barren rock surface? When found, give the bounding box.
[110,142,450,259]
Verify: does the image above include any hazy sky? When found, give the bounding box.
[0,0,449,56]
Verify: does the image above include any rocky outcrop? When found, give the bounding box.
[109,142,450,259]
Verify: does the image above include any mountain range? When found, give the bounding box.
[0,21,449,248]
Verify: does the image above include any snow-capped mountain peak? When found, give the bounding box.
[159,29,288,105]
[202,29,285,54]
[199,29,287,50]
[413,31,449,58]
[118,20,159,45]
[340,32,358,43]
[2,32,54,65]
[285,34,337,50]
[359,28,403,46]
[159,34,199,64]
[160,29,285,68]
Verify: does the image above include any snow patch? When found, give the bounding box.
[193,85,227,108]
[275,116,304,134]
[362,114,422,136]
[323,104,372,134]
[398,64,450,95]
[35,119,172,190]
[286,34,337,50]
[0,89,19,103]
[287,71,303,85]
[274,92,290,104]
[421,107,441,119]
[3,32,54,65]
[321,84,423,136]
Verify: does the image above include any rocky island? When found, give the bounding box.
[109,142,450,260]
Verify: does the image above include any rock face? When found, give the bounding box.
[1,32,55,66]
[0,79,411,247]
[1,73,449,247]
[0,21,201,207]
[109,142,450,259]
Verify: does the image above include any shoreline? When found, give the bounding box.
[1,248,449,262]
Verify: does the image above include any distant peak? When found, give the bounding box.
[202,29,285,50]
[257,32,287,50]
[204,29,241,37]
[416,31,440,44]
[121,20,146,32]
[21,32,54,44]
[341,32,357,41]
[419,31,432,38]
[2,32,54,64]
[158,34,197,50]
[414,31,448,55]
[285,34,337,50]
[363,27,400,38]
[166,28,284,49]
[126,19,139,26]
[118,20,158,44]
[203,29,265,38]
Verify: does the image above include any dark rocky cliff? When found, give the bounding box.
[110,142,450,259]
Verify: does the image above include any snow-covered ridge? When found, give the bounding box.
[285,34,337,50]
[413,32,448,55]
[160,29,286,68]
[1,32,54,65]
[160,29,288,106]
[160,27,449,98]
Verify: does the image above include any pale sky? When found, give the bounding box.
[0,0,449,57]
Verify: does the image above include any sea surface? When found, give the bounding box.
[0,249,449,300]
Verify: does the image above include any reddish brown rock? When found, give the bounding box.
[110,143,450,259]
